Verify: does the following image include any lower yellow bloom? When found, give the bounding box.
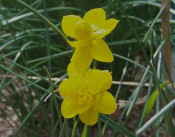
[59,69,117,125]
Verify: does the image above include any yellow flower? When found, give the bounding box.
[62,8,119,74]
[59,69,117,125]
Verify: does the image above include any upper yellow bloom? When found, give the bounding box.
[59,69,117,125]
[62,8,119,75]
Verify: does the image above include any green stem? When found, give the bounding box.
[93,60,97,69]
[81,125,88,137]
[71,120,79,137]
[43,66,62,127]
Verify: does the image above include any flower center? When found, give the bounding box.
[78,92,92,104]
[75,21,92,40]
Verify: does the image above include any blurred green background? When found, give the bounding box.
[0,0,175,137]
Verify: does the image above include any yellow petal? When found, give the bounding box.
[68,40,90,48]
[93,19,119,39]
[67,62,81,77]
[83,8,106,31]
[95,91,117,114]
[61,100,77,118]
[90,39,113,62]
[62,15,83,39]
[59,76,85,99]
[69,46,93,76]
[79,106,98,125]
[61,99,94,119]
[74,21,92,40]
[71,45,91,62]
[84,69,112,94]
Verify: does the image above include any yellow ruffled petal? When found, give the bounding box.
[59,76,85,99]
[60,77,94,118]
[77,94,94,113]
[61,100,77,118]
[93,18,119,39]
[84,69,112,94]
[79,106,98,125]
[95,91,117,114]
[83,8,106,31]
[62,15,83,39]
[69,46,93,76]
[90,39,113,62]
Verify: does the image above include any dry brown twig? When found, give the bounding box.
[0,75,152,87]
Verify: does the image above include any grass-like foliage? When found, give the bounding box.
[0,0,175,137]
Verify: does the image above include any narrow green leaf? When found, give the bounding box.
[16,0,68,43]
[97,120,102,137]
[126,36,171,117]
[142,0,171,42]
[0,64,62,100]
[137,99,175,135]
[144,80,170,119]
[59,119,68,137]
[100,115,135,137]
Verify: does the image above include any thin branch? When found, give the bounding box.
[0,75,152,87]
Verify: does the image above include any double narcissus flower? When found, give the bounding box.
[59,69,117,125]
[62,8,119,75]
[58,8,118,125]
